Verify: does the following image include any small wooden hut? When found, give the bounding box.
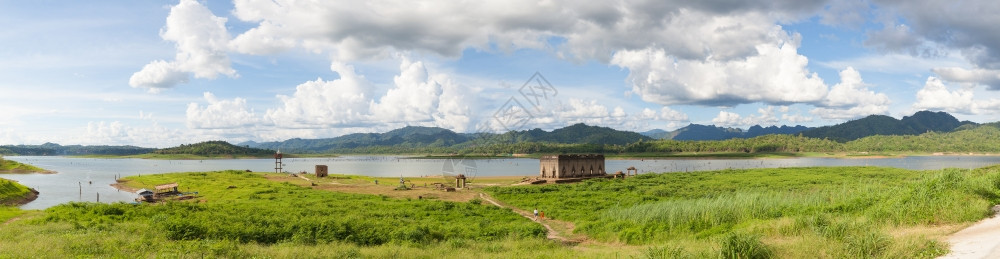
[155,182,179,197]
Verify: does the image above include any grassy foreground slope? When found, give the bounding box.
[0,178,36,222]
[0,170,580,258]
[487,166,1000,258]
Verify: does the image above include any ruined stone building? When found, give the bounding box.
[539,154,606,178]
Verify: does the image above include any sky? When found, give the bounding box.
[2,0,1000,148]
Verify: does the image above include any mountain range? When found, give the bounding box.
[241,123,652,153]
[0,110,977,155]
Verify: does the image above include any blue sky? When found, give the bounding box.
[2,0,999,147]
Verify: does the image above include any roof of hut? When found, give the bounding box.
[155,183,179,190]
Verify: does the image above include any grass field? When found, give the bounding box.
[486,166,1000,257]
[0,157,49,173]
[0,166,997,257]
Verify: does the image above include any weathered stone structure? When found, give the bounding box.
[315,165,328,177]
[539,154,606,178]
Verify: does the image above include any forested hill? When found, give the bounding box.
[801,111,968,142]
[0,143,154,156]
[153,141,275,157]
[501,123,652,145]
[641,124,811,140]
[245,124,651,153]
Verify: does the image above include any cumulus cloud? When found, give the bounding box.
[711,106,783,128]
[371,59,443,123]
[819,67,890,107]
[226,1,826,63]
[130,0,236,91]
[265,63,375,128]
[613,37,828,107]
[909,76,1000,115]
[810,67,890,120]
[83,121,188,148]
[186,92,259,129]
[265,58,474,132]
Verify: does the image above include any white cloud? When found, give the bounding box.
[810,67,890,120]
[912,77,978,114]
[265,62,375,128]
[186,92,259,129]
[371,59,443,123]
[82,121,188,148]
[128,60,189,91]
[226,1,826,63]
[130,0,236,91]
[659,107,689,122]
[821,67,890,108]
[711,106,781,127]
[612,37,828,106]
[712,111,745,127]
[265,58,475,132]
[932,67,1000,90]
[782,113,813,123]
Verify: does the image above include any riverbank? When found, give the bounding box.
[0,157,55,174]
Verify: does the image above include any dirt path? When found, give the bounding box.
[3,215,23,226]
[478,193,580,244]
[940,213,1000,258]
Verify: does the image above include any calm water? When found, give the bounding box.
[4,155,1000,209]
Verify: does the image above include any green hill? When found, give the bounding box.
[147,141,275,159]
[0,143,154,156]
[246,124,650,154]
[801,111,964,142]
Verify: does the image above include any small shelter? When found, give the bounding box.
[155,182,179,196]
[315,165,328,177]
[626,166,638,176]
[456,174,467,188]
[136,189,154,202]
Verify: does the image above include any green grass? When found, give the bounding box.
[73,153,274,160]
[1,166,998,257]
[0,157,47,173]
[486,166,1000,257]
[0,170,566,257]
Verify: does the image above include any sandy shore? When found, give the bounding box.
[941,207,1000,258]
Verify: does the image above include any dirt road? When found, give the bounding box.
[941,212,1000,258]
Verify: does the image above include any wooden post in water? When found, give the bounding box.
[97,193,100,202]
[79,182,82,195]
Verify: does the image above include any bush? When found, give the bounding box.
[719,232,773,259]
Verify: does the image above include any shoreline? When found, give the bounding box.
[0,188,38,206]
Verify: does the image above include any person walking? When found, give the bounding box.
[533,208,539,221]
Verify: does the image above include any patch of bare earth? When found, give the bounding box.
[939,209,1000,259]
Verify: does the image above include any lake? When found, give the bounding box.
[3,155,1000,209]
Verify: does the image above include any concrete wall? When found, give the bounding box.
[539,154,605,179]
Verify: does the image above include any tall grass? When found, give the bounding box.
[487,166,1000,257]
